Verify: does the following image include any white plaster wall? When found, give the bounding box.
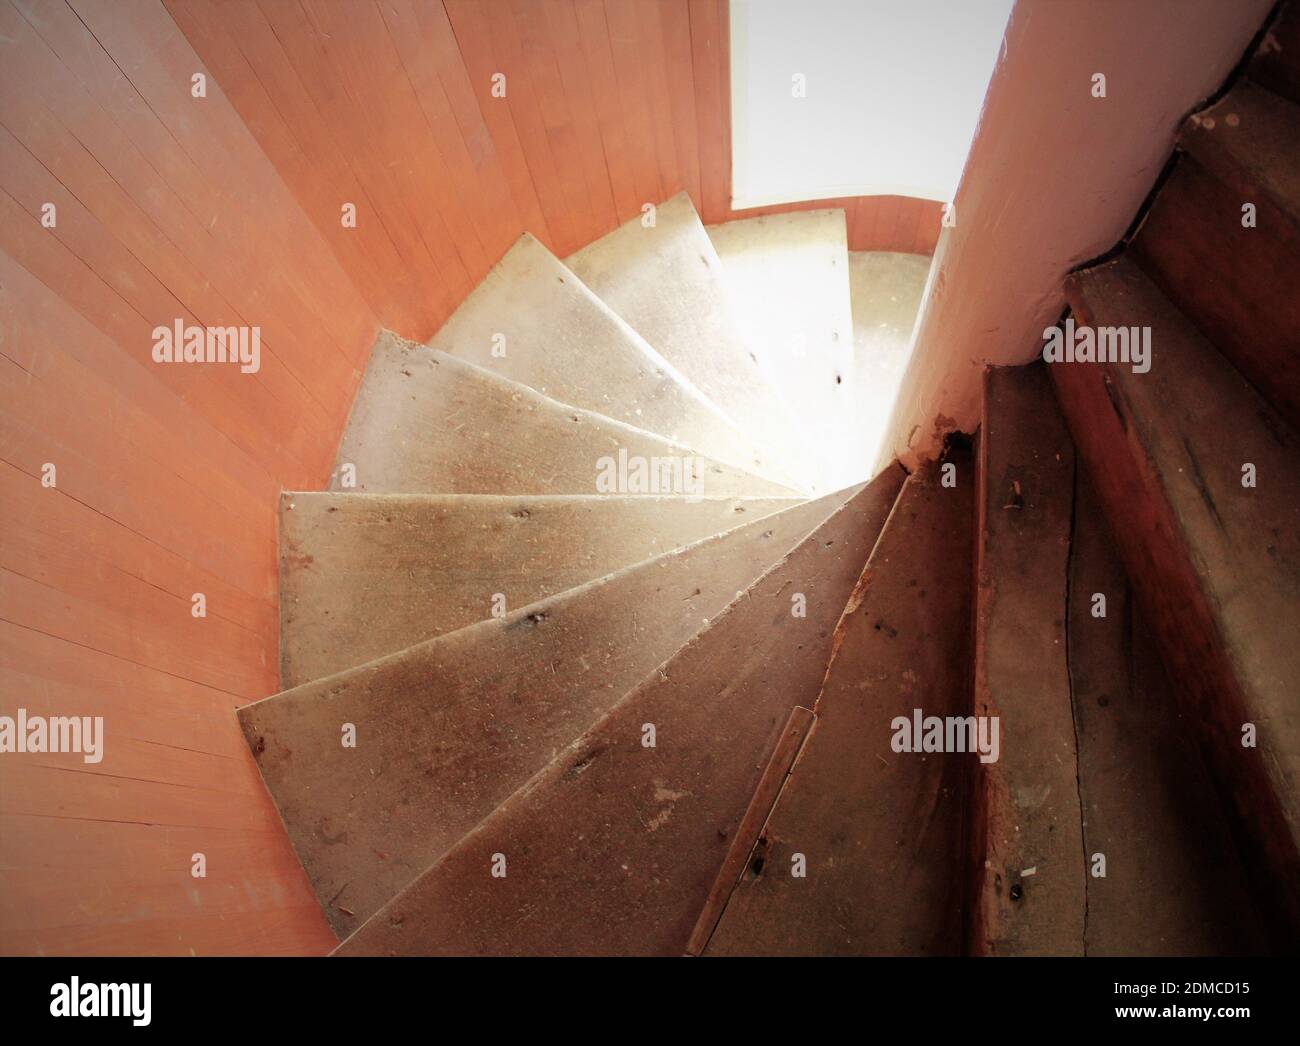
[877,0,1274,471]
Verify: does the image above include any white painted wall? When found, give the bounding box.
[876,0,1274,471]
[729,0,1013,208]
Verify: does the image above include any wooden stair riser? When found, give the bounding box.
[1053,261,1300,945]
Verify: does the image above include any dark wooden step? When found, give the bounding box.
[971,363,1268,956]
[240,485,860,938]
[332,468,906,955]
[1132,143,1300,429]
[969,364,1084,956]
[1055,256,1300,947]
[1180,81,1300,229]
[1250,1,1300,104]
[1068,473,1267,955]
[704,449,976,956]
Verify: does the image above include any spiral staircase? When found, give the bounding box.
[236,11,1300,955]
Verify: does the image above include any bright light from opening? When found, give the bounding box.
[730,0,1013,208]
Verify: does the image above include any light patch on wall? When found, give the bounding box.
[730,0,1013,208]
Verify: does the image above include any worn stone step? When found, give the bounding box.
[279,492,796,688]
[426,233,798,487]
[685,705,817,956]
[1132,89,1300,429]
[1250,1,1300,104]
[239,485,858,938]
[703,450,976,956]
[332,331,796,497]
[333,467,905,955]
[1056,256,1300,945]
[849,250,933,471]
[707,210,859,491]
[566,193,814,490]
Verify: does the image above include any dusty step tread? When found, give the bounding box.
[848,251,933,472]
[426,233,796,486]
[704,450,976,956]
[279,492,797,688]
[975,365,1265,956]
[1068,473,1267,956]
[706,210,860,491]
[971,364,1083,956]
[1250,1,1300,104]
[566,192,813,490]
[1056,255,1300,942]
[240,485,858,937]
[685,705,817,956]
[1132,150,1300,431]
[333,467,906,956]
[1182,80,1300,229]
[333,331,795,497]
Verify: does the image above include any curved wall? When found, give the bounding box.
[0,0,937,955]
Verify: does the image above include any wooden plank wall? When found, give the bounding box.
[0,0,373,956]
[0,0,939,956]
[167,0,942,339]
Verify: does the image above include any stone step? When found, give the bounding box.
[1055,256,1300,945]
[332,466,905,955]
[332,331,796,497]
[848,250,932,471]
[278,492,796,688]
[704,449,976,956]
[707,210,859,491]
[566,193,814,490]
[426,233,799,488]
[239,485,859,938]
[685,705,817,956]
[1132,85,1300,429]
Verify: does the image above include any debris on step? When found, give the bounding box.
[240,485,862,936]
[428,232,797,487]
[332,467,905,955]
[332,330,796,497]
[704,448,976,956]
[566,193,813,489]
[278,492,796,686]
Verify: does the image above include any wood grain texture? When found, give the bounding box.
[0,0,365,956]
[167,0,940,343]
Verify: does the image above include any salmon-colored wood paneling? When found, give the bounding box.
[0,0,369,956]
[169,0,939,344]
[3,0,939,957]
